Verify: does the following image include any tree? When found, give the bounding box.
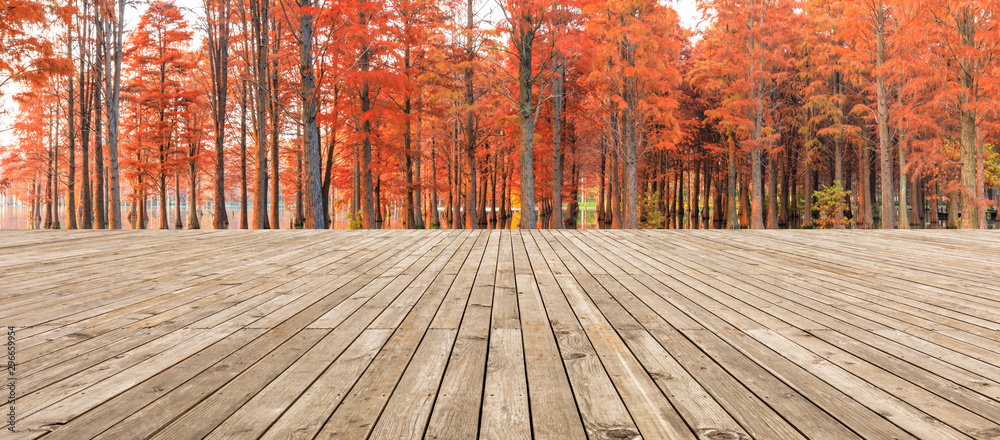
[205,0,231,229]
[124,0,196,229]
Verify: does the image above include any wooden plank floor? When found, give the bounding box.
[3,229,1000,440]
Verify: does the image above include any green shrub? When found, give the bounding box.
[813,182,853,229]
[639,192,664,229]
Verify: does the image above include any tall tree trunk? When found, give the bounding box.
[107,0,124,229]
[240,81,249,228]
[52,103,60,229]
[80,10,93,229]
[44,121,53,229]
[551,53,564,229]
[750,101,764,229]
[208,0,231,229]
[726,131,738,229]
[779,152,789,227]
[959,92,978,229]
[403,93,414,228]
[299,0,325,229]
[876,1,894,229]
[67,29,77,230]
[739,175,750,228]
[452,120,462,228]
[174,168,182,228]
[359,1,374,228]
[767,152,777,228]
[898,129,909,229]
[413,115,424,228]
[252,0,270,229]
[322,87,339,228]
[430,136,439,227]
[611,137,622,228]
[597,139,606,227]
[188,149,201,229]
[94,15,105,229]
[463,1,477,229]
[858,123,873,228]
[270,19,281,228]
[515,20,536,229]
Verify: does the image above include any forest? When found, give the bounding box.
[0,0,997,230]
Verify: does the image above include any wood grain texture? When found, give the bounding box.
[4,229,1000,440]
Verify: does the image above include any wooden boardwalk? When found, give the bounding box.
[2,229,1000,440]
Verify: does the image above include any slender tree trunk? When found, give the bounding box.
[252,0,269,229]
[80,12,93,229]
[52,103,61,229]
[299,0,325,229]
[322,87,339,228]
[898,130,909,229]
[270,19,281,228]
[67,29,77,230]
[611,138,622,228]
[188,148,200,229]
[597,139,606,227]
[750,102,764,229]
[767,152,777,228]
[174,168,183,228]
[413,115,424,228]
[876,1,894,229]
[727,131,738,229]
[430,136,439,227]
[779,152,788,227]
[44,121,53,229]
[515,21,536,229]
[240,81,248,228]
[551,53,564,229]
[94,15,105,229]
[403,94,414,228]
[207,0,231,229]
[359,2,374,228]
[452,120,462,228]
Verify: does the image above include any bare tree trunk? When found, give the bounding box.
[207,0,231,229]
[52,103,61,229]
[611,138,622,229]
[270,19,281,228]
[766,152,777,228]
[174,169,183,228]
[430,136,439,227]
[67,27,77,230]
[413,115,424,228]
[727,131,738,229]
[858,123,872,228]
[597,139,606,227]
[188,150,200,229]
[750,102,764,230]
[515,20,536,230]
[359,1,374,228]
[298,0,325,229]
[80,7,93,229]
[251,0,270,229]
[876,1,894,229]
[240,81,248,228]
[551,53,564,229]
[898,130,909,229]
[94,15,105,229]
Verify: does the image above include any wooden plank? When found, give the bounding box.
[520,231,643,440]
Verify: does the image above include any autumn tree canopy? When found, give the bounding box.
[1,0,998,230]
